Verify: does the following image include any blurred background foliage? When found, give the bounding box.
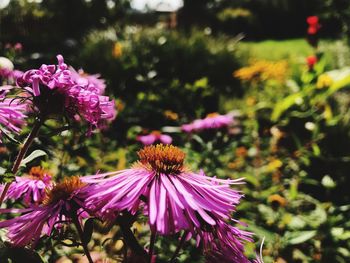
[1,0,350,262]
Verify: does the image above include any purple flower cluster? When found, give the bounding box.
[181,112,234,133]
[0,86,27,142]
[0,57,23,85]
[137,131,172,145]
[0,145,258,262]
[17,55,116,131]
[0,176,89,247]
[5,167,53,205]
[82,145,253,262]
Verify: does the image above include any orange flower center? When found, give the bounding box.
[206,112,219,118]
[43,176,86,206]
[151,130,162,136]
[27,166,51,180]
[137,144,185,174]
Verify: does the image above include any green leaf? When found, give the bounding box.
[2,173,15,184]
[82,218,94,244]
[20,150,47,168]
[284,230,317,245]
[271,92,303,121]
[0,167,6,176]
[5,246,44,263]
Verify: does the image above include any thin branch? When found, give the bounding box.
[72,213,94,263]
[0,118,43,205]
[169,231,188,263]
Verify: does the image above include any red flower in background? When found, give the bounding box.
[307,16,321,35]
[306,55,317,70]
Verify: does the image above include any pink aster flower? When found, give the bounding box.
[137,131,172,145]
[197,219,253,263]
[0,176,91,247]
[69,67,106,95]
[17,55,115,131]
[181,113,234,133]
[0,57,23,84]
[0,87,27,142]
[6,167,53,205]
[84,145,244,235]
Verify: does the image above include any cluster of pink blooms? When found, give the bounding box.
[0,56,23,84]
[0,145,259,262]
[0,86,27,142]
[4,167,53,205]
[17,55,116,131]
[4,42,23,52]
[181,112,235,133]
[0,176,89,247]
[137,130,172,145]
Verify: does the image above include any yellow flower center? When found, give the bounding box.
[43,176,86,206]
[136,144,185,174]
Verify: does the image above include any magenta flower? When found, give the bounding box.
[69,67,106,95]
[17,55,115,131]
[84,144,244,235]
[6,167,53,204]
[196,219,252,263]
[181,113,234,133]
[14,43,23,52]
[137,131,172,145]
[0,57,23,84]
[0,176,91,247]
[0,87,27,142]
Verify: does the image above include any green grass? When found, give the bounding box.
[236,39,313,63]
[235,38,350,69]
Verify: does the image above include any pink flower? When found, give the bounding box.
[137,131,172,145]
[0,57,23,84]
[6,167,53,204]
[69,67,106,95]
[0,87,27,142]
[0,176,91,247]
[181,113,234,133]
[17,55,115,131]
[84,145,244,235]
[198,219,253,263]
[14,43,23,52]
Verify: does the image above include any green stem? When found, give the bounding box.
[0,118,43,205]
[169,231,188,263]
[118,214,149,260]
[148,231,156,263]
[72,213,94,263]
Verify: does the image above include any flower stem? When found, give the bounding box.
[0,118,43,205]
[118,214,149,261]
[169,231,188,263]
[72,213,94,263]
[148,231,156,263]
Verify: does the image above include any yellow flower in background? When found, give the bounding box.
[235,146,248,158]
[268,194,287,207]
[164,110,179,121]
[267,158,283,172]
[316,74,333,89]
[246,96,256,106]
[116,99,125,112]
[233,60,288,83]
[112,42,123,58]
